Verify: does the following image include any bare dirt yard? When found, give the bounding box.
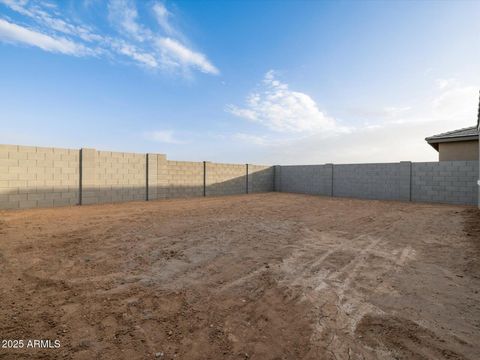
[0,193,479,360]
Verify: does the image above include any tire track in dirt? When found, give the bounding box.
[275,228,421,359]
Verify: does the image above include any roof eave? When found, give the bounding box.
[425,135,478,146]
[427,142,439,151]
[425,135,478,151]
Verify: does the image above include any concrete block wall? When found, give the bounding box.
[278,164,333,196]
[91,150,146,204]
[333,162,411,201]
[146,153,172,201]
[1,145,79,209]
[412,161,478,205]
[274,166,281,192]
[79,148,96,205]
[5,143,475,208]
[163,160,204,198]
[248,165,275,193]
[206,162,247,196]
[276,161,478,206]
[0,144,275,209]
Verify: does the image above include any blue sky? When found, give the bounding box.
[0,0,479,164]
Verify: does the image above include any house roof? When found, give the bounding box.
[425,90,480,151]
[426,125,478,150]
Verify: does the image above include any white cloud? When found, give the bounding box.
[152,2,174,36]
[111,40,157,68]
[1,0,102,42]
[230,79,479,164]
[0,0,218,75]
[155,37,219,75]
[106,0,218,74]
[227,70,342,133]
[0,18,92,56]
[145,130,185,144]
[107,0,149,41]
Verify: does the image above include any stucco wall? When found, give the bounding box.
[438,140,478,161]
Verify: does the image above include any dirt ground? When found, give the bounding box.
[0,193,479,360]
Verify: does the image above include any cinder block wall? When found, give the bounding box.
[276,161,479,206]
[248,165,275,193]
[163,160,204,198]
[4,143,476,209]
[206,162,247,196]
[279,164,333,196]
[412,161,478,205]
[0,145,79,209]
[0,144,275,210]
[333,162,411,201]
[94,151,146,204]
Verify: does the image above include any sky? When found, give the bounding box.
[0,0,479,165]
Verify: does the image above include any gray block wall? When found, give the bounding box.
[333,162,411,201]
[279,164,333,196]
[274,165,281,192]
[412,161,478,205]
[276,161,478,206]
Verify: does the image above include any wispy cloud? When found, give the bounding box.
[227,70,342,133]
[0,0,218,75]
[145,130,185,144]
[0,18,94,56]
[152,2,174,36]
[111,39,158,68]
[155,37,219,75]
[1,0,102,42]
[108,0,149,42]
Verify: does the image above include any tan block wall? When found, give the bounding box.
[248,165,274,193]
[146,153,161,200]
[92,150,146,204]
[0,143,275,210]
[162,160,204,198]
[206,162,246,196]
[0,144,79,209]
[438,140,479,161]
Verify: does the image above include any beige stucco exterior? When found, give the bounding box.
[438,140,479,161]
